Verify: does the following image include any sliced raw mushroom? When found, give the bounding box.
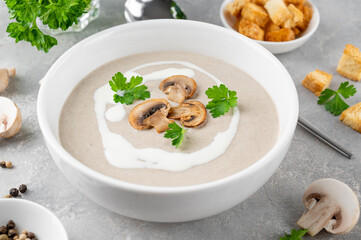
[129,98,174,133]
[0,68,16,93]
[0,97,22,138]
[159,75,197,103]
[297,178,360,236]
[168,101,207,127]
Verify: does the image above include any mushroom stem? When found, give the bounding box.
[0,68,16,93]
[167,86,187,103]
[7,68,16,78]
[297,198,339,236]
[144,111,173,133]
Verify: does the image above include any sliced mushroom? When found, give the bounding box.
[159,75,197,103]
[168,101,207,127]
[297,178,360,236]
[0,97,22,138]
[129,99,173,133]
[0,68,16,93]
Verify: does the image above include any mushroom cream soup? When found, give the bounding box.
[59,51,279,187]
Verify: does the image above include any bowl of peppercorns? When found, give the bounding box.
[0,199,68,240]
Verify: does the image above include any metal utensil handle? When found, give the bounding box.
[298,116,353,159]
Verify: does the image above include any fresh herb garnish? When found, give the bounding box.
[170,1,187,19]
[164,122,187,148]
[4,0,91,52]
[109,72,150,105]
[318,81,357,116]
[205,84,238,118]
[279,229,308,240]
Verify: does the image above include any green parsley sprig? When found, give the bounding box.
[205,84,238,118]
[318,81,357,116]
[279,229,308,240]
[4,0,91,52]
[170,1,187,19]
[109,72,150,105]
[164,122,187,148]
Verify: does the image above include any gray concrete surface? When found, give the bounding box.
[0,0,360,239]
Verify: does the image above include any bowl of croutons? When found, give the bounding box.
[220,0,320,54]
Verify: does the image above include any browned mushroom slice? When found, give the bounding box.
[0,96,22,138]
[159,75,197,103]
[168,101,207,128]
[0,68,16,93]
[129,98,174,133]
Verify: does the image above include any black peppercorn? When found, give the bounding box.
[19,184,27,194]
[7,228,17,237]
[6,220,15,229]
[9,188,19,198]
[27,232,35,238]
[0,161,5,168]
[0,226,7,234]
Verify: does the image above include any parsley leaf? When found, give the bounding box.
[318,82,357,116]
[164,122,188,148]
[4,0,91,52]
[40,0,91,30]
[109,72,150,105]
[279,229,308,240]
[170,1,187,19]
[205,84,238,118]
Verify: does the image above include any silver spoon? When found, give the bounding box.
[124,0,186,23]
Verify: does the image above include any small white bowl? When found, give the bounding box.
[0,199,68,239]
[220,0,320,54]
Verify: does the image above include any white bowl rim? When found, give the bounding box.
[220,0,320,46]
[37,19,299,194]
[0,198,68,239]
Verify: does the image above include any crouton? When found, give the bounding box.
[264,0,291,25]
[265,21,280,32]
[250,0,269,6]
[265,28,295,42]
[302,70,333,96]
[337,44,361,81]
[285,0,305,4]
[238,20,265,40]
[241,3,270,27]
[297,5,313,30]
[227,0,250,16]
[340,102,361,133]
[292,27,301,36]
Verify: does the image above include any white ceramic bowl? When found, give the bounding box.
[37,20,298,222]
[0,199,68,239]
[220,0,320,54]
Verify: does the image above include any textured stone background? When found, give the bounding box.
[0,0,360,239]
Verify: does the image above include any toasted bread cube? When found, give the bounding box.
[227,0,250,16]
[238,20,265,40]
[265,21,280,32]
[340,102,361,133]
[337,44,361,81]
[292,27,301,36]
[285,0,305,4]
[265,28,295,42]
[241,3,270,27]
[302,70,333,96]
[297,5,312,30]
[282,4,304,28]
[264,0,291,25]
[250,0,269,6]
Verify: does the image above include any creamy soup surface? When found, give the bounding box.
[59,51,279,187]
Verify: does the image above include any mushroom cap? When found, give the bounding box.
[0,97,22,138]
[159,75,197,103]
[129,98,173,132]
[303,178,360,234]
[168,101,207,127]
